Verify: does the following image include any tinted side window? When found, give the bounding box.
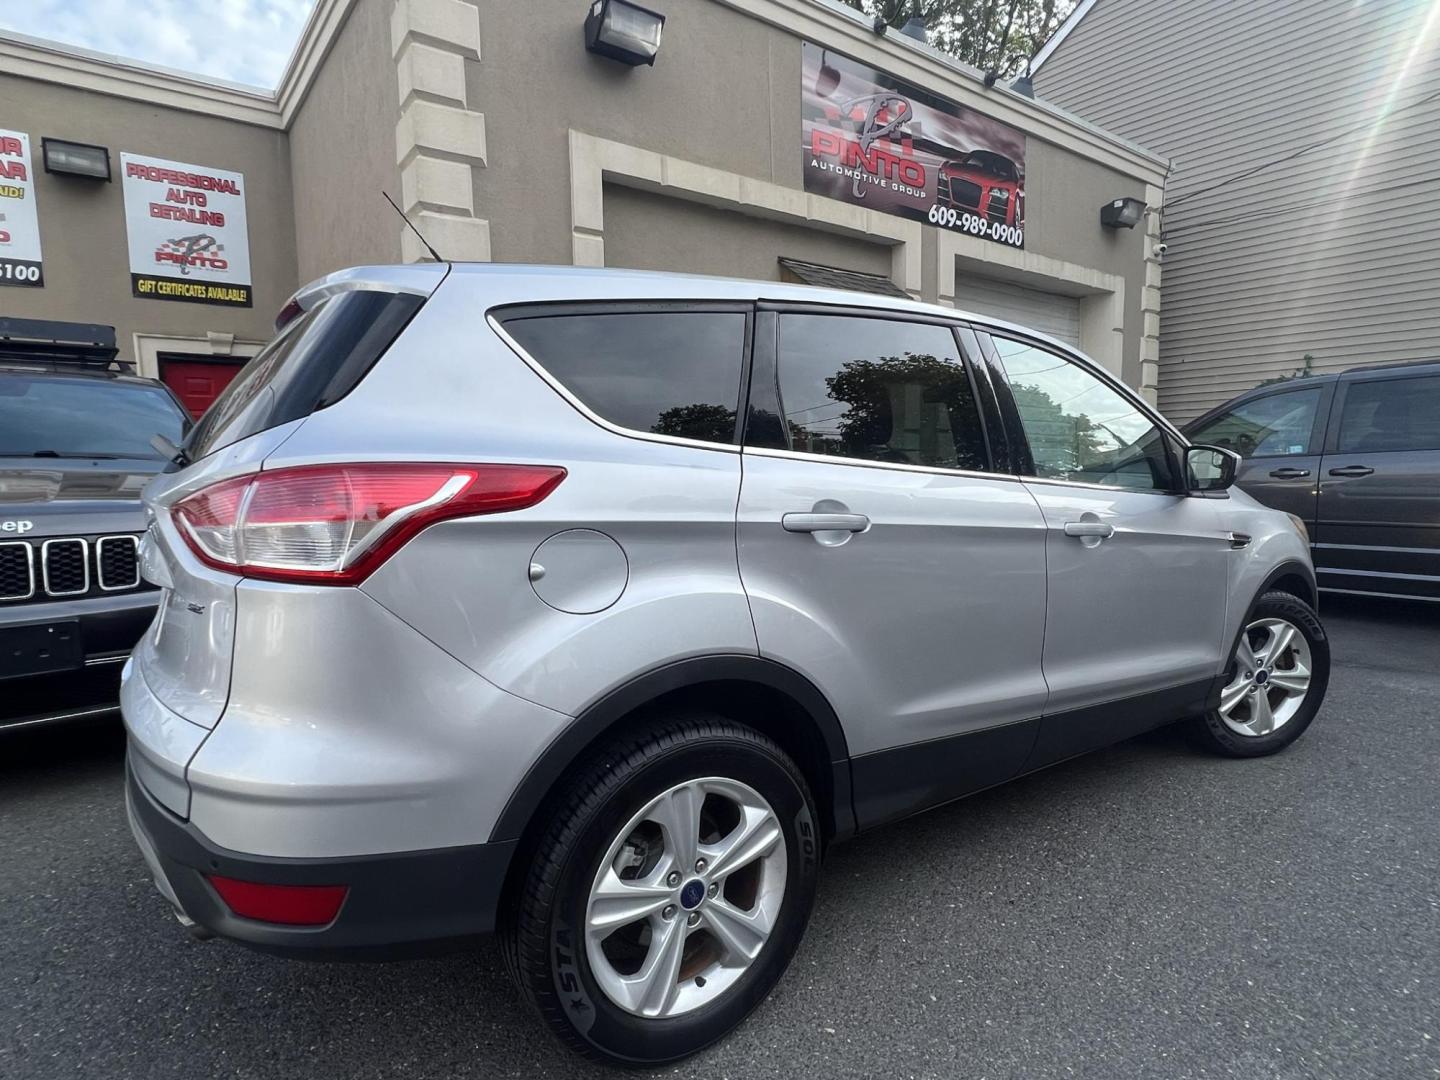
[770,314,986,471]
[187,289,423,459]
[1189,387,1323,458]
[1336,374,1440,453]
[993,335,1172,491]
[502,311,747,445]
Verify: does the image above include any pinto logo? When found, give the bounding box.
[811,92,923,200]
[154,233,228,276]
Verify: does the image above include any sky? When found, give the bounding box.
[0,0,318,89]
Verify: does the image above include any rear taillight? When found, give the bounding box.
[172,462,566,584]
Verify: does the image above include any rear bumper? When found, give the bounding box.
[126,756,516,960]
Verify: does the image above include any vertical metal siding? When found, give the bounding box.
[1035,0,1440,421]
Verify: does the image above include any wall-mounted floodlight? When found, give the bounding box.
[41,138,111,181]
[1100,196,1146,229]
[585,0,666,67]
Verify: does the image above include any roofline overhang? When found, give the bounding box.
[1030,0,1101,73]
[0,0,1166,184]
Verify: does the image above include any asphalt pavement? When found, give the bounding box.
[2,596,1437,1080]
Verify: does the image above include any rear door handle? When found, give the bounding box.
[1327,465,1375,477]
[1268,467,1311,479]
[1062,521,1115,539]
[782,512,870,533]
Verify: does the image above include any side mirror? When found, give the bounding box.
[1185,444,1240,493]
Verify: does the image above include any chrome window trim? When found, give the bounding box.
[485,312,742,456]
[41,537,89,597]
[96,534,142,591]
[743,443,1021,483]
[0,540,35,601]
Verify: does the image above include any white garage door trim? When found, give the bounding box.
[951,276,1082,347]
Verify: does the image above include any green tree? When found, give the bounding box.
[651,402,737,443]
[839,0,1076,77]
[1008,379,1105,471]
[787,352,984,471]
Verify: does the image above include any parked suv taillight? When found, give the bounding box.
[172,463,566,584]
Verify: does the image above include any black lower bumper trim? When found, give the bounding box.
[126,758,516,961]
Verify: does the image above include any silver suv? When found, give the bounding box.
[123,264,1330,1065]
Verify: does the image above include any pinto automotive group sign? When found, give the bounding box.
[0,129,44,288]
[121,153,252,307]
[802,43,1027,249]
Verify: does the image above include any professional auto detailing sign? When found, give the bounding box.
[121,153,252,306]
[802,43,1027,248]
[0,130,44,288]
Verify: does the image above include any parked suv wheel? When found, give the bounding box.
[1191,591,1330,758]
[504,715,821,1065]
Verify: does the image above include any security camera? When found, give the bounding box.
[1153,241,1169,256]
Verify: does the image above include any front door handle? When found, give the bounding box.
[782,512,870,533]
[1327,465,1375,478]
[1268,467,1311,479]
[1063,521,1115,539]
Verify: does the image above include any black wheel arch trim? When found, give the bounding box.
[1256,559,1319,611]
[488,654,856,845]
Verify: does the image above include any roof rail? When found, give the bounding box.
[1341,358,1440,374]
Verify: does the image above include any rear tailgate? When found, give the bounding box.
[124,267,445,808]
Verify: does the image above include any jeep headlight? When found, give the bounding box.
[1285,512,1310,545]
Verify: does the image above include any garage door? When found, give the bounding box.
[952,276,1082,346]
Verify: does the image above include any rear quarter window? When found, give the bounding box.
[497,308,748,445]
[186,289,423,459]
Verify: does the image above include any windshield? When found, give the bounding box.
[0,375,187,459]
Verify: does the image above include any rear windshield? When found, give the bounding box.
[186,289,423,459]
[0,375,187,459]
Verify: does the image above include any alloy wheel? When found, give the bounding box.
[1217,616,1313,737]
[584,777,788,1019]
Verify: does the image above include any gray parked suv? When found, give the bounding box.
[124,265,1330,1065]
[1184,358,1440,602]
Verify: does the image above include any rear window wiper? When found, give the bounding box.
[23,450,125,459]
[150,434,190,468]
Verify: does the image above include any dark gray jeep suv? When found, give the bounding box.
[0,318,188,730]
[1185,358,1440,602]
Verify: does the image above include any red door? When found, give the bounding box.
[159,355,246,419]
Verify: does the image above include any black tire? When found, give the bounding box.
[1190,590,1330,758]
[502,714,821,1066]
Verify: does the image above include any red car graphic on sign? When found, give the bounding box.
[936,151,1023,227]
